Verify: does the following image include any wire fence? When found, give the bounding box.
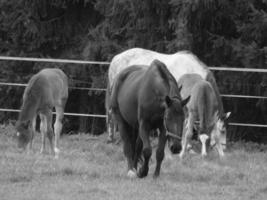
[0,56,267,127]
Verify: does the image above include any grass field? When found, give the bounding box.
[1,124,267,200]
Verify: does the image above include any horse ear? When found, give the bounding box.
[165,96,173,107]
[181,95,190,107]
[221,112,231,120]
[225,112,231,119]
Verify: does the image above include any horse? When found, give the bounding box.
[106,47,224,142]
[15,68,68,158]
[177,73,231,158]
[110,59,190,178]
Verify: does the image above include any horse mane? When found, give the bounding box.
[18,74,40,122]
[151,59,181,99]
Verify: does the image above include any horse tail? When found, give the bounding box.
[206,71,224,117]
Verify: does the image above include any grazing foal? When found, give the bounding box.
[16,68,68,158]
[178,74,230,158]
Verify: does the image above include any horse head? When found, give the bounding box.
[210,111,231,153]
[15,120,32,150]
[164,95,190,154]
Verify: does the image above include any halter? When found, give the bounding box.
[163,110,182,140]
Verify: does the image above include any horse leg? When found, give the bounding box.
[137,121,151,178]
[199,134,209,157]
[113,111,136,178]
[54,104,65,158]
[179,114,193,159]
[199,120,210,157]
[27,115,36,154]
[107,110,115,143]
[122,124,136,178]
[154,126,167,178]
[39,113,47,154]
[133,135,143,170]
[45,109,55,157]
[212,130,225,157]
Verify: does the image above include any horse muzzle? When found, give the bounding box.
[166,131,182,154]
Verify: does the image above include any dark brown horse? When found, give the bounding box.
[110,59,189,178]
[177,74,230,158]
[16,68,68,158]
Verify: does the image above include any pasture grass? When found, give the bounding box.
[0,125,267,200]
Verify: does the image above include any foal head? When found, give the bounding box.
[210,112,231,151]
[164,95,190,154]
[15,120,32,150]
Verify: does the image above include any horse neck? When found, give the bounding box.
[19,96,38,123]
[154,60,181,99]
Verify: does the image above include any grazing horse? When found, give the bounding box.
[106,48,224,142]
[110,59,189,178]
[177,74,231,158]
[16,68,68,158]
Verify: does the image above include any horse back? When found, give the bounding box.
[25,68,68,108]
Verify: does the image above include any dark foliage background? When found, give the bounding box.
[0,0,266,141]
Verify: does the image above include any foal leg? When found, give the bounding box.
[179,114,194,159]
[199,134,209,157]
[154,126,167,178]
[54,105,65,157]
[212,130,225,157]
[39,113,47,154]
[199,121,210,157]
[137,121,152,178]
[107,110,115,143]
[45,109,55,157]
[27,115,36,154]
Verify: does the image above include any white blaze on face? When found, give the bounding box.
[17,132,20,137]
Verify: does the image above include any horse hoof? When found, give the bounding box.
[127,170,137,178]
[54,148,60,159]
[137,168,148,178]
[179,152,184,159]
